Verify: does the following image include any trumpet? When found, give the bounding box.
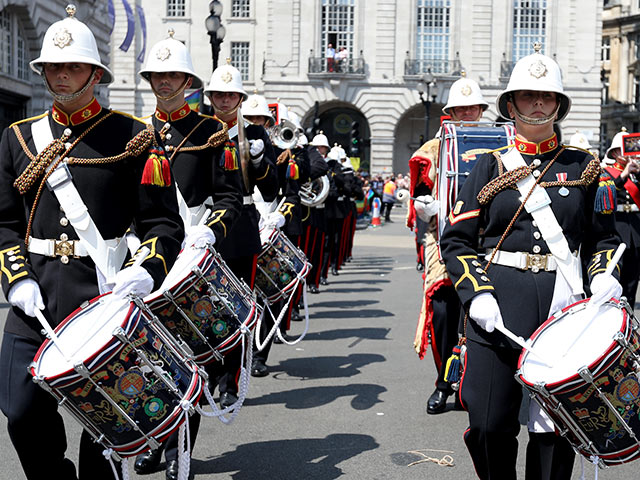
[269,119,300,150]
[300,175,330,207]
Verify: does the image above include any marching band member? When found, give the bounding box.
[439,44,621,479]
[338,155,363,267]
[603,128,640,304]
[133,32,244,480]
[305,132,332,293]
[0,6,184,479]
[409,74,488,415]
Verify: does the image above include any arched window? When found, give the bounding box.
[0,8,30,82]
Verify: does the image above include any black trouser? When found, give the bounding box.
[460,339,574,479]
[430,285,461,393]
[0,332,116,480]
[382,201,393,220]
[620,242,640,306]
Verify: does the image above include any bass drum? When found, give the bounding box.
[437,122,515,236]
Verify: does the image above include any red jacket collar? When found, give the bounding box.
[51,98,102,126]
[214,115,237,128]
[514,133,558,155]
[154,102,191,122]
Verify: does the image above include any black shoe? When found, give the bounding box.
[331,267,339,276]
[453,394,464,411]
[345,256,352,262]
[320,277,329,286]
[219,391,238,409]
[166,459,179,480]
[291,310,303,322]
[134,448,163,474]
[308,285,320,294]
[426,389,449,414]
[251,359,268,377]
[416,263,424,272]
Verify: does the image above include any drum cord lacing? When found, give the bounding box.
[101,447,129,480]
[177,399,192,480]
[196,327,254,425]
[579,455,600,480]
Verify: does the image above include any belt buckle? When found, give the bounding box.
[54,239,76,262]
[624,204,633,213]
[526,253,547,273]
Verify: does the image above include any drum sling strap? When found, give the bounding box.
[31,115,128,282]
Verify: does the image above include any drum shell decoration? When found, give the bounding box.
[437,122,515,237]
[255,228,311,303]
[30,294,204,457]
[517,298,640,466]
[144,246,259,366]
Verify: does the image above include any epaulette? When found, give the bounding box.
[560,144,598,160]
[9,111,48,128]
[485,143,514,155]
[136,113,153,121]
[198,113,216,120]
[111,109,145,123]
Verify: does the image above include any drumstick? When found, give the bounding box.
[34,308,72,362]
[494,321,553,367]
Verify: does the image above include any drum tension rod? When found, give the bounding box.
[193,268,242,326]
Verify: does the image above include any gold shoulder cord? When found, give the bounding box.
[166,121,229,153]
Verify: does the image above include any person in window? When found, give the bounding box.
[326,43,336,72]
[439,44,622,479]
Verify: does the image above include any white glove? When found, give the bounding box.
[249,139,265,166]
[111,265,154,299]
[183,224,216,249]
[8,278,44,317]
[414,195,439,222]
[469,292,503,333]
[265,212,286,229]
[589,273,622,306]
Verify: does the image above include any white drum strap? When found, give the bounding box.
[500,147,583,296]
[174,181,211,233]
[31,116,128,280]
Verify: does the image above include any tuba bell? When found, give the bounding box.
[269,119,300,150]
[300,175,330,207]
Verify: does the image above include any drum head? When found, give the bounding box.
[520,300,624,385]
[34,295,132,378]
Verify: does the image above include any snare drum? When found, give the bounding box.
[144,245,260,365]
[437,122,515,236]
[255,227,311,303]
[517,298,640,466]
[30,294,203,458]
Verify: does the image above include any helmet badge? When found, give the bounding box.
[156,47,171,61]
[221,71,233,83]
[249,99,259,108]
[528,59,548,79]
[53,28,73,49]
[460,84,472,96]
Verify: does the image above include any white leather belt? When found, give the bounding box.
[315,204,325,209]
[486,249,558,273]
[243,195,254,205]
[337,196,345,201]
[28,236,121,262]
[617,203,639,213]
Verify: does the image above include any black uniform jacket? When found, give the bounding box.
[216,121,279,259]
[606,163,640,248]
[274,145,310,238]
[152,106,243,241]
[301,145,330,227]
[440,139,620,348]
[0,100,184,341]
[324,159,347,220]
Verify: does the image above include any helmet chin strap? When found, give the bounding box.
[44,67,98,103]
[212,99,241,119]
[151,77,190,102]
[512,102,560,126]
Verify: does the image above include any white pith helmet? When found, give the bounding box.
[139,29,203,89]
[310,131,330,148]
[288,110,303,131]
[606,127,628,160]
[568,130,592,150]
[242,92,275,125]
[496,43,571,122]
[30,4,113,84]
[204,59,248,100]
[328,144,347,161]
[269,101,290,124]
[442,73,489,115]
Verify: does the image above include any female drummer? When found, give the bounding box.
[439,43,622,479]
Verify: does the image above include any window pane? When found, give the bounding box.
[416,0,451,74]
[167,0,185,17]
[231,41,250,81]
[0,9,12,76]
[231,0,250,18]
[513,0,547,61]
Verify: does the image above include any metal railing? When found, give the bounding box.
[404,58,462,76]
[308,56,366,75]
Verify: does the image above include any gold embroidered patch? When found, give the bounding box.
[453,201,463,215]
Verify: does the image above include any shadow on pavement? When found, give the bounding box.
[272,353,386,379]
[310,299,379,309]
[191,433,379,479]
[244,383,387,410]
[302,327,391,342]
[311,308,394,319]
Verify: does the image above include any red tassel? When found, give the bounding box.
[287,160,299,180]
[141,147,170,186]
[161,157,171,185]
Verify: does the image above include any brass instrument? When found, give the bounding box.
[269,119,300,150]
[299,175,330,207]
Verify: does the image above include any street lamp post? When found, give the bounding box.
[417,70,436,140]
[205,0,226,71]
